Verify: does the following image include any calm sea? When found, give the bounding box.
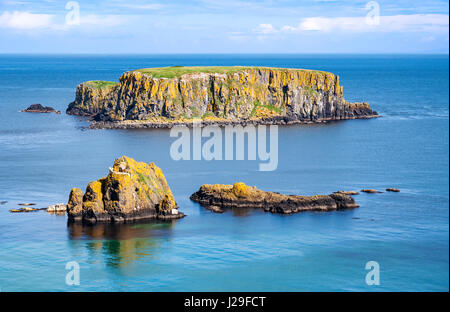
[0,54,448,291]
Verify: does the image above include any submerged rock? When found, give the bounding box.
[361,189,383,194]
[67,156,184,223]
[190,182,359,214]
[334,190,359,196]
[386,188,400,192]
[208,205,225,213]
[22,104,61,114]
[10,207,47,213]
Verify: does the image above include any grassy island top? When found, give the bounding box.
[81,66,330,88]
[84,80,118,89]
[133,66,326,79]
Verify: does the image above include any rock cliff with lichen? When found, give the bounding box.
[67,156,183,223]
[67,66,377,128]
[190,182,359,214]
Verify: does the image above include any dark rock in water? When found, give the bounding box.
[361,189,383,194]
[67,156,184,223]
[0,201,7,205]
[386,188,400,192]
[10,207,47,213]
[22,103,61,114]
[190,182,359,214]
[334,190,359,196]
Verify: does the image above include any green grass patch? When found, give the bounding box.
[303,86,318,96]
[190,106,201,118]
[133,66,326,79]
[250,100,282,117]
[201,111,216,119]
[85,80,118,89]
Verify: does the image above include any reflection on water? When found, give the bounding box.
[47,211,65,216]
[67,220,179,267]
[197,202,258,217]
[230,207,256,217]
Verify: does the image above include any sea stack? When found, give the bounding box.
[67,66,377,128]
[67,156,183,223]
[190,182,359,214]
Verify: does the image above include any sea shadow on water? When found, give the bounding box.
[67,220,180,268]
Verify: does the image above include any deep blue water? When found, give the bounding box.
[0,54,448,291]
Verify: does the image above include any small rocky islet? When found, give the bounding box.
[190,182,360,214]
[67,156,183,223]
[66,66,378,129]
[386,188,401,192]
[10,207,47,213]
[21,103,61,114]
[361,189,383,194]
[6,156,400,219]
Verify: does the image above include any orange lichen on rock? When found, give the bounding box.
[67,188,84,220]
[232,182,250,197]
[66,156,183,223]
[191,182,359,214]
[67,66,378,125]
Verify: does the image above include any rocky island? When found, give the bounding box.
[22,103,61,114]
[67,156,183,223]
[190,182,359,214]
[67,66,377,128]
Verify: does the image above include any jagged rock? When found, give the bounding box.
[190,182,359,214]
[334,190,359,195]
[361,189,383,194]
[67,81,118,117]
[386,188,400,192]
[67,188,84,220]
[67,67,378,128]
[67,156,184,223]
[22,104,61,114]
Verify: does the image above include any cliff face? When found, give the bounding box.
[190,182,359,214]
[67,81,119,116]
[67,67,377,124]
[67,156,183,223]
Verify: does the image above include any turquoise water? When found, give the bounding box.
[0,54,448,291]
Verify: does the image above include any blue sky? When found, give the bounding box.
[0,0,448,53]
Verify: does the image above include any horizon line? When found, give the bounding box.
[0,52,449,56]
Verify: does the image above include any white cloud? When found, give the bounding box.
[281,14,449,33]
[0,10,128,31]
[0,11,53,29]
[253,23,277,34]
